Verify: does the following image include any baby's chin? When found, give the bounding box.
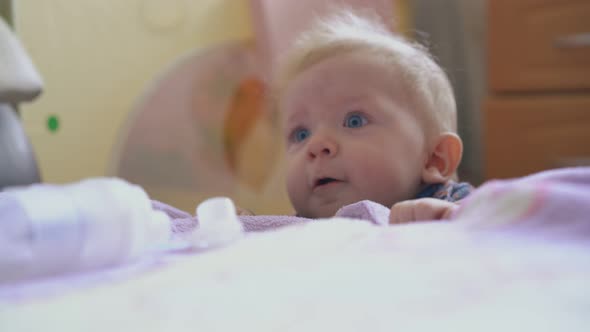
[301,209,337,219]
[296,200,351,219]
[298,196,400,218]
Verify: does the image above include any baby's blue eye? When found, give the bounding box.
[292,128,310,142]
[344,114,368,128]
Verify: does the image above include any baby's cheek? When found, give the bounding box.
[358,162,419,204]
[286,173,306,207]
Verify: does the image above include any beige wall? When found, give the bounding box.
[15,0,253,183]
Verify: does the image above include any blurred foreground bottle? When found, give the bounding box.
[0,178,170,283]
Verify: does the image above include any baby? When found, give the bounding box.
[272,11,472,223]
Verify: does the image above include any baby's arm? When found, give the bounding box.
[389,198,459,224]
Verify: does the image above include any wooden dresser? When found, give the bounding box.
[484,0,590,179]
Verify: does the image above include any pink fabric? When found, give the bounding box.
[453,167,590,240]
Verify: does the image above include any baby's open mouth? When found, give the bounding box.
[314,177,340,187]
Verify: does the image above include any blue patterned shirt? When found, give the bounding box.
[415,181,473,202]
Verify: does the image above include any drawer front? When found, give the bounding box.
[489,0,590,92]
[484,95,590,179]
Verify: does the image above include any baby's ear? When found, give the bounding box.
[421,133,463,184]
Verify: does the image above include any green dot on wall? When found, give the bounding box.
[47,115,60,133]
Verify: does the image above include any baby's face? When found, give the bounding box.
[280,52,428,218]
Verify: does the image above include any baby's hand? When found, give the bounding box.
[389,198,458,224]
[236,206,255,216]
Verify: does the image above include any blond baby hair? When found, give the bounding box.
[274,10,457,135]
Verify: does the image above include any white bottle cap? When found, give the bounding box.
[190,197,243,249]
[196,197,237,228]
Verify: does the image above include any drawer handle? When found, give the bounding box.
[552,157,590,168]
[554,32,590,49]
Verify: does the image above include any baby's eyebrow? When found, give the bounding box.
[284,109,308,125]
[325,91,368,103]
[340,94,367,103]
[323,98,370,112]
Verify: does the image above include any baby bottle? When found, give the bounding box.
[0,178,170,283]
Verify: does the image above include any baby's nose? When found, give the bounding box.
[307,134,338,160]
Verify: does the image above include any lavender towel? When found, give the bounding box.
[153,198,391,237]
[154,166,590,240]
